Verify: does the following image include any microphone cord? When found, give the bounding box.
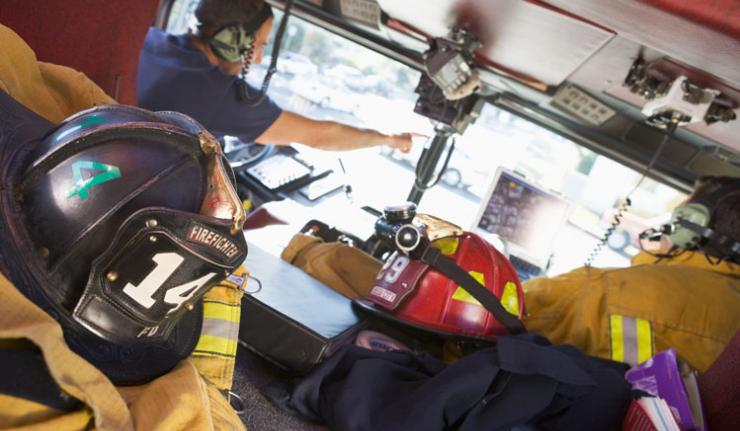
[584,119,678,267]
[239,0,295,106]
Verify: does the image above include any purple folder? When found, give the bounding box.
[625,349,705,431]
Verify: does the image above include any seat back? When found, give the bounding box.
[0,0,160,105]
[699,329,740,431]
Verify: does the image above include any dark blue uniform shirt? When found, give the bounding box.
[137,28,282,142]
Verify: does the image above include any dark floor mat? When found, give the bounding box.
[232,344,328,431]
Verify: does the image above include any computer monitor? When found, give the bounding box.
[472,168,570,270]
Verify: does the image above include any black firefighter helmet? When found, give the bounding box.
[0,93,247,385]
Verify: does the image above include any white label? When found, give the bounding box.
[377,254,410,284]
[370,285,397,302]
[164,272,216,313]
[122,252,215,313]
[339,0,381,28]
[123,253,183,308]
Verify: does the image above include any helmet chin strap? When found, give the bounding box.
[419,246,527,335]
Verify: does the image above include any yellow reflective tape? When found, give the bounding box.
[451,271,484,306]
[194,335,237,357]
[200,318,240,340]
[202,301,240,323]
[501,281,519,316]
[636,318,654,364]
[610,315,624,362]
[434,237,459,255]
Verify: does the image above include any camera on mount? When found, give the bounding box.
[413,28,485,134]
[374,203,426,257]
[424,28,482,100]
[374,203,468,259]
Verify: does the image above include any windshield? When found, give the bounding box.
[166,1,686,276]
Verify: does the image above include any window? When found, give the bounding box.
[166,1,686,275]
[414,104,686,274]
[166,0,434,208]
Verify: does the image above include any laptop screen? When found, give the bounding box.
[473,169,570,269]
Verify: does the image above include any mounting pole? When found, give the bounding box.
[406,124,455,205]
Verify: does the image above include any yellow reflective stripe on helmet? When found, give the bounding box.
[450,274,519,316]
[501,281,519,316]
[433,237,460,255]
[610,315,654,366]
[451,271,485,306]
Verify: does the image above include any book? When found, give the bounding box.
[624,349,705,431]
[623,397,681,431]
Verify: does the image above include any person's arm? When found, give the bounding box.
[256,110,414,152]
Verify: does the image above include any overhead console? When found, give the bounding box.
[536,0,740,183]
[623,57,737,128]
[264,0,739,189]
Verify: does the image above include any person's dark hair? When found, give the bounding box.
[688,176,740,241]
[712,190,740,243]
[195,0,266,39]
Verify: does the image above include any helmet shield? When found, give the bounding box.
[75,208,246,344]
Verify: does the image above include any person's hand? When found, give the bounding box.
[385,132,427,154]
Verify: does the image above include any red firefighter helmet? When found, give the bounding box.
[354,231,525,341]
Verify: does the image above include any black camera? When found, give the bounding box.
[374,203,427,257]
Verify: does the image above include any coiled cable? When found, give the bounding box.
[584,197,632,267]
[238,0,295,106]
[584,119,678,267]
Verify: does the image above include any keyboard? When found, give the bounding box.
[246,153,312,191]
[508,255,543,282]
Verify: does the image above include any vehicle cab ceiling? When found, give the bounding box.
[268,0,740,191]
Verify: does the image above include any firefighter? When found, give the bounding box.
[137,0,418,153]
[523,176,740,372]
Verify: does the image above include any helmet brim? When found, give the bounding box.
[64,300,203,385]
[352,298,496,346]
[0,220,204,385]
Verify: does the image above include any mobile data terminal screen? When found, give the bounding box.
[473,168,570,269]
